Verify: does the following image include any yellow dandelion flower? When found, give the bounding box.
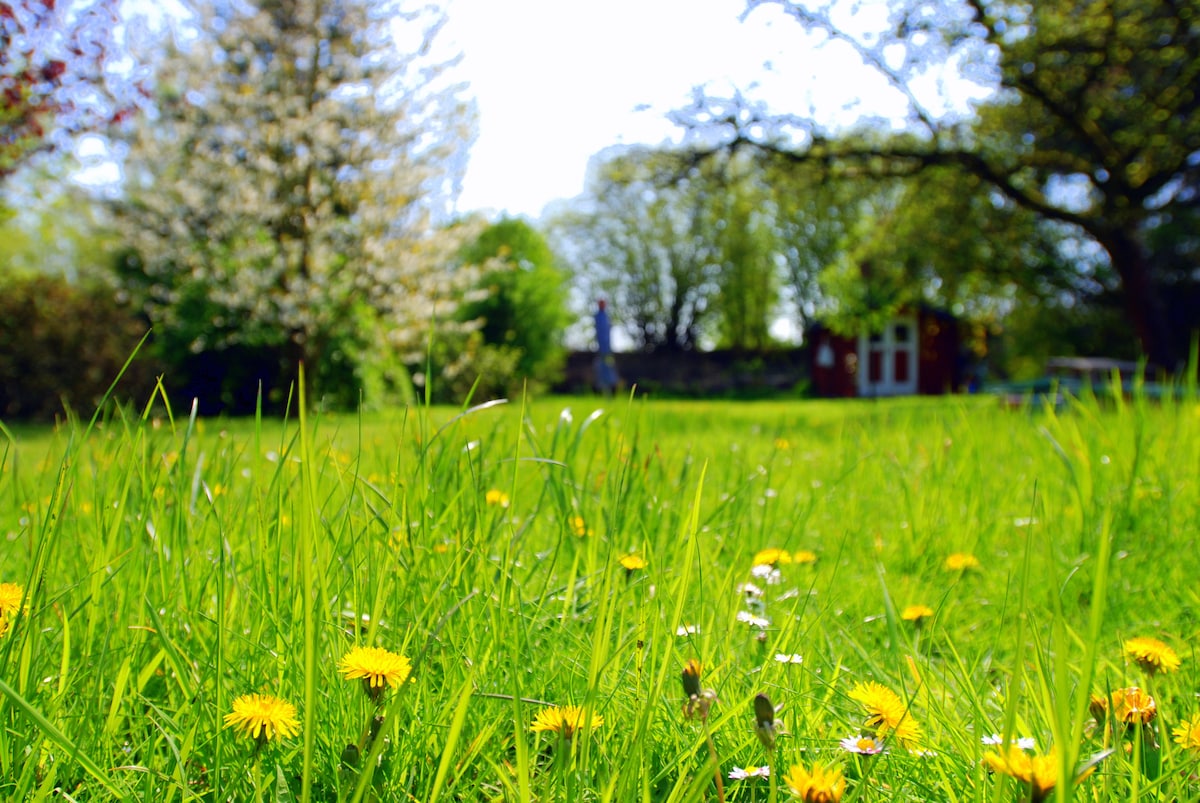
[944,553,980,571]
[339,645,412,703]
[1173,713,1200,751]
[753,547,793,567]
[1123,636,1180,676]
[983,746,1055,801]
[569,515,592,537]
[619,553,647,571]
[0,582,25,638]
[782,761,845,803]
[223,694,300,744]
[774,438,790,450]
[900,605,934,623]
[529,704,603,739]
[848,681,923,747]
[681,659,703,699]
[792,550,818,565]
[1108,687,1157,725]
[485,489,509,507]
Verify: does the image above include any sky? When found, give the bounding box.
[440,0,910,220]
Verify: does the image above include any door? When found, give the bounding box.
[857,316,918,396]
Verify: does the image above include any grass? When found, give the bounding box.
[0,386,1198,801]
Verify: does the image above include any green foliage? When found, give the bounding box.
[110,0,478,412]
[712,163,780,350]
[457,217,570,392]
[688,0,1200,369]
[0,274,158,420]
[1,393,1198,799]
[549,146,722,352]
[421,330,524,404]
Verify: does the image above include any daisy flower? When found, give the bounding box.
[841,734,885,755]
[223,694,300,745]
[982,733,1037,750]
[737,610,771,629]
[774,653,804,665]
[730,765,770,780]
[750,564,783,584]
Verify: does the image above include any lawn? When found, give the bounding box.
[1,388,1198,801]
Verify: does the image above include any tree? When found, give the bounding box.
[678,0,1200,370]
[111,0,478,410]
[1,0,134,185]
[456,216,571,391]
[549,146,722,352]
[709,159,780,350]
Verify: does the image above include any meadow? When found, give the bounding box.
[0,386,1198,802]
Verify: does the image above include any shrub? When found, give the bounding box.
[0,274,160,421]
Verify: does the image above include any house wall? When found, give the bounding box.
[810,308,961,398]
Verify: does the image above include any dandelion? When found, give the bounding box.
[485,489,509,507]
[682,659,717,721]
[754,693,778,750]
[730,765,771,780]
[782,761,845,803]
[944,553,980,571]
[983,746,1079,802]
[840,734,885,755]
[848,681,922,747]
[0,582,25,638]
[773,438,790,451]
[900,605,934,623]
[682,659,703,698]
[1123,636,1180,676]
[753,547,793,567]
[619,553,647,572]
[1172,713,1200,751]
[1112,687,1157,725]
[530,704,603,740]
[774,653,804,665]
[223,694,300,745]
[793,549,818,564]
[339,645,412,704]
[569,515,592,537]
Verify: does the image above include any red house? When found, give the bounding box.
[809,308,961,397]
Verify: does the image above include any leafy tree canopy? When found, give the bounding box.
[676,0,1200,370]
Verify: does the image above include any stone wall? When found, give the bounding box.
[556,348,810,397]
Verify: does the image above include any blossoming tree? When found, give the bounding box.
[111,0,479,409]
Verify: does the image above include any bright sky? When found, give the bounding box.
[441,0,911,220]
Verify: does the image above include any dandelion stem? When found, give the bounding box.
[767,746,778,803]
[704,720,726,803]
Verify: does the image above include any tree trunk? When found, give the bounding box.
[1094,226,1178,373]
